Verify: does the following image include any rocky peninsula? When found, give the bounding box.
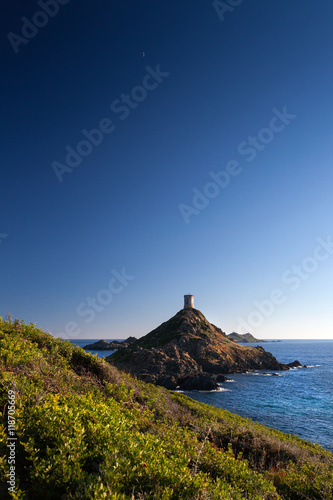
[107,308,304,391]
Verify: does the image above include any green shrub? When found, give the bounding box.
[0,318,332,499]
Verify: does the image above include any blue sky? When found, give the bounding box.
[2,0,333,339]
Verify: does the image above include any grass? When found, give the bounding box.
[0,318,332,499]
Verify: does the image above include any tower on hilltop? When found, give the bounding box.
[184,294,194,309]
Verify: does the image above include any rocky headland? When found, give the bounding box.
[107,308,304,391]
[84,336,137,351]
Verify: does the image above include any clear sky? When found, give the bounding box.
[2,0,333,340]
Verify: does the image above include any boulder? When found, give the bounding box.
[287,360,306,369]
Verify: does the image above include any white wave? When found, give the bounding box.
[199,386,231,393]
[175,386,231,393]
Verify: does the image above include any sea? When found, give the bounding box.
[70,339,333,453]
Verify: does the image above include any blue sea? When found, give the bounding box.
[71,339,333,453]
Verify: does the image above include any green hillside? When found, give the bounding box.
[0,318,332,499]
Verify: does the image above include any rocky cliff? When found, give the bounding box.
[107,309,303,390]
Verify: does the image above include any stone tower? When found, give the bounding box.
[184,294,194,309]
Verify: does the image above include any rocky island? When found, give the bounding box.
[84,337,137,350]
[227,332,266,343]
[107,307,304,391]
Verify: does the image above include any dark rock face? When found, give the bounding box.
[215,375,231,382]
[107,309,305,391]
[179,374,218,391]
[84,337,137,351]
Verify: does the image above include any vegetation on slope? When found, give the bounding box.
[0,318,332,499]
[112,309,224,352]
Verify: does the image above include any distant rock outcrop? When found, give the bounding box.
[107,309,303,390]
[227,332,266,343]
[84,337,137,351]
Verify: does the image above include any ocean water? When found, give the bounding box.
[183,340,333,453]
[71,339,333,453]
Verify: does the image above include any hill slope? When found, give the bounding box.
[108,309,302,390]
[1,318,332,499]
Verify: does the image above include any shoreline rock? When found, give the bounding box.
[215,374,232,383]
